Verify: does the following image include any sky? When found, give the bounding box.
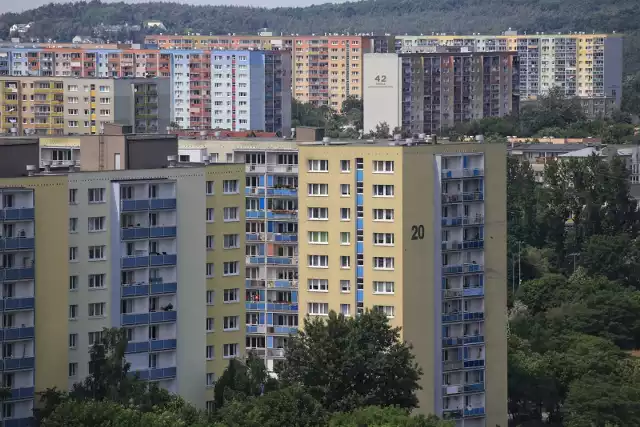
[5,0,348,13]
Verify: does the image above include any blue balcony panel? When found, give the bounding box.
[3,297,35,311]
[7,387,35,401]
[122,313,150,326]
[267,188,297,197]
[125,341,150,354]
[1,267,35,281]
[464,359,485,368]
[270,210,298,220]
[464,382,485,393]
[273,326,297,335]
[246,302,265,311]
[149,226,177,238]
[356,170,364,181]
[464,407,486,417]
[3,357,35,371]
[267,303,298,312]
[4,326,34,340]
[246,325,260,334]
[463,287,484,297]
[442,337,463,347]
[246,232,260,241]
[1,237,35,251]
[150,282,177,295]
[274,279,296,288]
[121,199,151,211]
[442,313,462,323]
[150,254,177,266]
[150,311,177,324]
[121,256,149,269]
[122,284,150,297]
[2,208,35,221]
[463,335,485,345]
[4,417,33,427]
[463,311,484,321]
[150,338,177,352]
[442,409,463,420]
[149,198,177,210]
[121,227,150,240]
[274,233,297,242]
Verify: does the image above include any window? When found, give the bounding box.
[206,290,214,305]
[308,231,328,244]
[69,304,78,319]
[223,343,239,358]
[69,247,78,262]
[69,189,77,204]
[308,279,328,292]
[206,345,214,360]
[374,281,395,294]
[223,261,239,276]
[206,235,214,250]
[373,160,395,173]
[206,208,214,222]
[88,216,105,232]
[308,159,329,172]
[373,208,394,221]
[223,288,239,303]
[308,302,329,315]
[340,232,351,245]
[206,318,214,332]
[223,207,239,222]
[308,183,328,196]
[340,160,351,172]
[88,302,105,317]
[340,256,351,269]
[148,353,158,369]
[88,246,105,261]
[223,180,239,194]
[373,233,395,246]
[340,208,351,221]
[374,305,395,317]
[206,181,214,195]
[88,188,105,203]
[308,207,328,220]
[69,218,77,233]
[223,234,239,249]
[340,184,351,196]
[340,280,351,293]
[206,263,214,278]
[69,363,78,377]
[308,255,329,268]
[88,274,106,289]
[88,331,103,345]
[223,316,239,330]
[206,373,216,387]
[69,333,77,348]
[373,257,395,270]
[206,401,215,413]
[69,275,78,291]
[373,185,394,197]
[340,304,351,316]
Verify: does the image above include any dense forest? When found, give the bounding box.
[0,0,639,75]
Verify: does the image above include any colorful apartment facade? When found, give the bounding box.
[364,52,520,135]
[296,140,507,426]
[0,77,171,136]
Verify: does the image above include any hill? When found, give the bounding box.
[0,0,639,74]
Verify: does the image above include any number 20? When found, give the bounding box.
[411,225,424,240]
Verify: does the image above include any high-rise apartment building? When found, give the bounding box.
[363,52,519,135]
[296,140,507,427]
[394,32,623,105]
[0,77,170,136]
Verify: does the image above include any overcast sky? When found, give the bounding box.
[5,0,348,13]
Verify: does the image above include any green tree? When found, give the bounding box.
[329,406,453,427]
[213,352,279,409]
[278,310,422,413]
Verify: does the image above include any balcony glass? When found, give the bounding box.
[121,284,150,297]
[3,326,35,340]
[149,254,177,266]
[150,280,177,295]
[149,226,177,238]
[3,357,35,371]
[150,338,177,351]
[7,387,35,401]
[149,311,176,323]
[121,256,150,269]
[121,227,150,240]
[121,313,150,325]
[3,297,35,311]
[0,208,35,221]
[0,237,35,251]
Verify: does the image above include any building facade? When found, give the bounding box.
[296,140,507,426]
[0,77,170,136]
[364,52,519,135]
[394,32,623,105]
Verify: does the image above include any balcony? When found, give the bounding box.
[121,227,150,240]
[150,311,177,324]
[464,359,485,368]
[4,418,33,427]
[441,168,484,179]
[133,366,177,381]
[443,360,464,371]
[269,279,299,289]
[274,233,297,243]
[150,279,177,295]
[464,382,485,393]
[126,339,177,353]
[464,407,485,417]
[442,240,484,251]
[150,226,177,238]
[463,287,484,297]
[442,263,484,275]
[442,409,463,420]
[266,187,298,197]
[442,215,485,227]
[121,198,176,211]
[2,297,35,311]
[121,283,150,297]
[0,208,35,221]
[245,302,298,312]
[121,313,150,326]
[2,357,35,371]
[6,387,35,401]
[267,348,285,358]
[150,254,177,267]
[2,326,35,341]
[0,267,35,281]
[121,256,149,269]
[246,256,298,266]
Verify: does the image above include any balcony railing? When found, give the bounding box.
[441,215,484,227]
[441,168,484,179]
[0,267,35,281]
[150,311,177,323]
[245,302,298,312]
[246,256,298,266]
[125,339,177,354]
[6,387,35,401]
[2,326,35,341]
[246,210,298,220]
[464,407,485,417]
[121,226,177,240]
[441,192,484,204]
[442,311,484,323]
[2,297,35,311]
[132,366,177,381]
[0,208,35,221]
[442,263,484,275]
[442,240,485,251]
[0,237,35,251]
[150,279,177,295]
[121,283,150,297]
[121,198,177,211]
[121,256,150,269]
[150,254,177,266]
[2,356,35,371]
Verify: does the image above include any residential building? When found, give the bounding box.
[508,142,596,181]
[178,138,300,372]
[0,175,69,426]
[363,52,519,135]
[296,139,507,426]
[0,77,170,136]
[394,32,623,106]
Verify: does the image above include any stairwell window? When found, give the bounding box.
[308,159,329,172]
[373,184,394,197]
[308,279,329,292]
[308,255,329,268]
[308,302,329,316]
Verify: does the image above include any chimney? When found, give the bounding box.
[167,155,177,168]
[26,165,37,176]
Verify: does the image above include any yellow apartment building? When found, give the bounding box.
[297,140,507,427]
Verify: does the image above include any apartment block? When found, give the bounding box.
[394,32,623,105]
[296,140,507,426]
[178,138,300,371]
[364,52,519,135]
[0,77,170,136]
[0,175,69,427]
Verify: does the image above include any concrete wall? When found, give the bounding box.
[363,54,402,135]
[0,140,39,177]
